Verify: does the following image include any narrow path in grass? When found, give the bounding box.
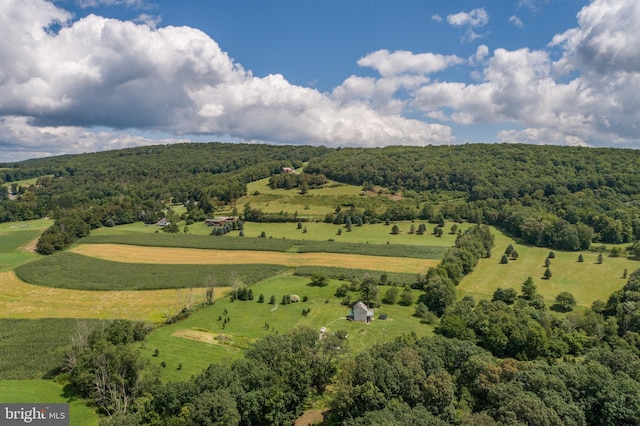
[71,244,437,273]
[0,271,222,322]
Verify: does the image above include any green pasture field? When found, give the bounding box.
[86,221,454,258]
[227,221,462,247]
[82,233,447,260]
[458,228,637,306]
[0,175,51,189]
[143,275,431,381]
[0,380,98,426]
[0,318,103,380]
[15,253,286,291]
[231,175,411,219]
[0,218,52,272]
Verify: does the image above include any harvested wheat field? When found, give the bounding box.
[71,244,437,273]
[0,271,225,323]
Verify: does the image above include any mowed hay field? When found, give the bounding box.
[71,244,438,273]
[458,228,637,306]
[0,271,225,323]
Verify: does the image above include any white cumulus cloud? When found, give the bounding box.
[0,0,452,160]
[447,8,489,28]
[357,49,464,77]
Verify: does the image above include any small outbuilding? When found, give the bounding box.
[347,301,374,323]
[156,218,170,226]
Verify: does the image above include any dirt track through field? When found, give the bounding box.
[71,244,437,273]
[0,271,225,322]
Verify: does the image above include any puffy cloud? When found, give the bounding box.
[498,128,589,148]
[76,0,151,9]
[0,116,188,161]
[410,0,640,147]
[551,0,640,74]
[469,45,489,66]
[0,0,452,160]
[447,8,489,28]
[509,15,524,28]
[357,49,463,77]
[4,0,640,160]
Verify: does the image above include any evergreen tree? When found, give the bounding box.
[543,267,552,279]
[521,277,537,300]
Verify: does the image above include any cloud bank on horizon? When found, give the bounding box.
[1,0,640,160]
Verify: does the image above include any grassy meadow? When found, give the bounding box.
[0,380,98,426]
[0,218,53,272]
[0,270,229,323]
[459,227,636,306]
[91,218,461,248]
[142,275,431,381]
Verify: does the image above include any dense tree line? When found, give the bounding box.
[305,144,640,249]
[10,142,640,252]
[268,172,327,191]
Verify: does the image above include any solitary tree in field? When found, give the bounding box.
[597,253,604,264]
[204,274,216,305]
[623,268,628,279]
[578,253,584,262]
[310,273,329,287]
[505,244,515,256]
[450,224,458,235]
[510,250,519,260]
[544,257,551,267]
[543,267,552,280]
[360,274,379,307]
[391,224,400,235]
[521,277,536,300]
[399,286,414,306]
[548,251,556,259]
[382,287,399,305]
[500,254,509,264]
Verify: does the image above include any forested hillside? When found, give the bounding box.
[306,144,640,249]
[4,142,640,254]
[0,143,330,253]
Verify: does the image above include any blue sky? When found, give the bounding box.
[2,0,639,160]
